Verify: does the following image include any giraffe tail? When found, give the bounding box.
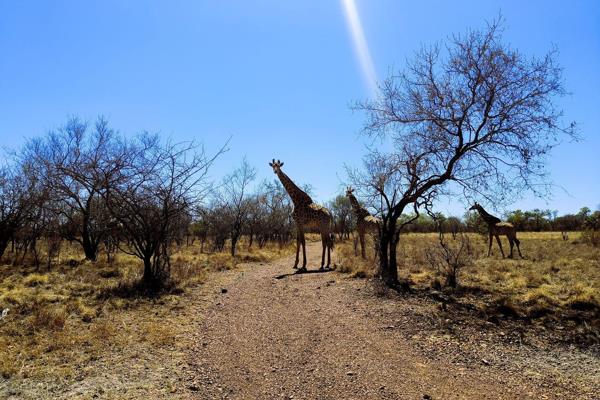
[328,233,336,250]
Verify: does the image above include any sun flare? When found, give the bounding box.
[340,0,378,96]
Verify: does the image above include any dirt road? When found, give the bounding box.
[185,242,596,399]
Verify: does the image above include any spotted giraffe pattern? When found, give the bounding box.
[269,159,333,270]
[346,187,381,259]
[469,202,523,258]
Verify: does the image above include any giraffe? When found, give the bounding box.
[269,159,334,271]
[469,202,523,258]
[346,187,381,259]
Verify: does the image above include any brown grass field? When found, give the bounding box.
[0,241,294,386]
[1,232,599,397]
[336,231,600,346]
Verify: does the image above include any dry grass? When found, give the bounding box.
[334,236,378,279]
[0,239,294,387]
[336,232,600,325]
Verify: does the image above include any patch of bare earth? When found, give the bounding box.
[185,242,599,400]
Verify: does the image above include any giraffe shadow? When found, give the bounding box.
[274,267,336,280]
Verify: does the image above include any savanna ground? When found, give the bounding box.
[339,232,600,342]
[1,232,599,399]
[0,240,294,399]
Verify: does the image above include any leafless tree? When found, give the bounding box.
[349,19,576,287]
[103,134,224,290]
[188,207,209,251]
[445,216,463,239]
[256,180,294,248]
[426,230,474,289]
[329,194,354,240]
[205,203,229,252]
[24,117,118,261]
[245,195,265,250]
[214,159,257,256]
[0,162,47,261]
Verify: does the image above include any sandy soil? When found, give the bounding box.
[185,242,599,400]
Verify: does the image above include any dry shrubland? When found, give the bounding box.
[0,239,293,384]
[336,231,600,344]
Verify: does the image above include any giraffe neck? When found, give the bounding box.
[275,170,312,207]
[348,193,370,218]
[348,193,363,213]
[477,206,501,224]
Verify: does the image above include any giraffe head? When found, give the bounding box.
[469,202,481,211]
[345,186,355,197]
[269,159,284,174]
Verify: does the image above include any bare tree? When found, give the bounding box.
[205,203,229,252]
[445,216,463,239]
[256,180,294,248]
[426,230,474,289]
[24,117,117,261]
[349,19,576,287]
[215,159,257,256]
[0,162,47,261]
[329,194,354,240]
[245,195,265,250]
[103,134,223,290]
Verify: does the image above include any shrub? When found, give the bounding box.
[425,232,474,288]
[23,273,49,287]
[581,229,599,247]
[32,306,66,331]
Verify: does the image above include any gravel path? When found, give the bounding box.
[185,242,584,400]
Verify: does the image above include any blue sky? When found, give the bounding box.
[1,1,598,216]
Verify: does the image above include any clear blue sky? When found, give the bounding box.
[1,1,598,216]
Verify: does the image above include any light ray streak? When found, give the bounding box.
[341,0,378,96]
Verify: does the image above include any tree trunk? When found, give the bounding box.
[231,236,238,257]
[378,219,400,287]
[0,236,10,261]
[81,220,98,261]
[142,256,155,288]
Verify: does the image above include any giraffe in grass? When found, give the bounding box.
[469,202,523,258]
[269,159,334,271]
[346,187,381,259]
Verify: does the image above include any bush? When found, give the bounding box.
[32,306,66,331]
[581,229,599,247]
[425,232,475,288]
[23,273,49,287]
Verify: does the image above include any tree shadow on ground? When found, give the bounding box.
[274,267,336,280]
[97,279,184,299]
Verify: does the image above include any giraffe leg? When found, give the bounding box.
[326,237,331,269]
[495,234,505,258]
[320,233,326,270]
[293,230,301,269]
[488,232,493,257]
[300,234,307,271]
[514,237,523,258]
[508,236,514,259]
[359,229,366,259]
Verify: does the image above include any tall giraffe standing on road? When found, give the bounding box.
[269,159,334,271]
[469,202,523,258]
[346,187,381,259]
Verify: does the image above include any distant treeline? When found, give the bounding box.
[325,195,599,238]
[390,207,600,234]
